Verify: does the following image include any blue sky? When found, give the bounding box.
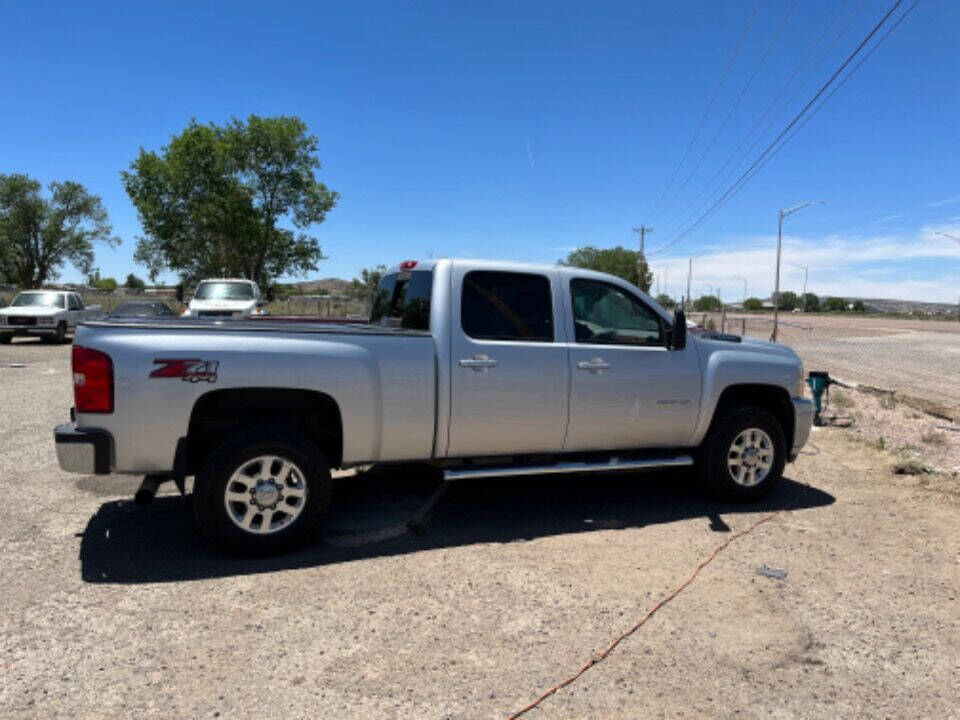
[2,0,958,301]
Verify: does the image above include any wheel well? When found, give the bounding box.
[712,384,794,444]
[185,388,343,474]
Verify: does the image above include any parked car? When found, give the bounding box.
[54,259,813,552]
[0,290,102,344]
[180,278,269,319]
[108,301,177,319]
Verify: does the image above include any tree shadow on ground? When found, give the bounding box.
[79,468,834,584]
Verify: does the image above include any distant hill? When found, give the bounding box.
[287,277,353,296]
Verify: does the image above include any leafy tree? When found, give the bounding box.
[694,295,721,312]
[801,292,819,312]
[743,297,764,311]
[561,246,653,291]
[94,277,118,292]
[852,299,866,313]
[0,174,118,288]
[777,290,799,311]
[655,293,675,309]
[822,296,848,312]
[122,115,338,285]
[349,265,387,302]
[125,273,146,290]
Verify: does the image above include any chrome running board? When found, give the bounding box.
[443,455,693,482]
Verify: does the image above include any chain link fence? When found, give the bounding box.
[698,310,960,420]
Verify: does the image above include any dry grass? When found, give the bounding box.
[921,429,948,446]
[831,389,854,410]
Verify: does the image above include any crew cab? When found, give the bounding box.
[0,290,102,344]
[54,259,814,552]
[180,278,267,319]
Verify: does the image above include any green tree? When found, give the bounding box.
[694,295,721,312]
[777,290,799,311]
[349,265,387,302]
[801,292,819,312]
[0,174,118,288]
[125,273,146,290]
[561,246,653,291]
[122,115,338,285]
[822,297,848,312]
[94,277,118,292]
[655,293,675,309]
[852,299,866,312]
[743,297,764,311]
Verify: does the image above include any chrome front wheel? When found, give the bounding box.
[727,428,774,487]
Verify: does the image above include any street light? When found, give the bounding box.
[772,201,824,341]
[934,232,960,322]
[787,262,808,311]
[686,252,707,312]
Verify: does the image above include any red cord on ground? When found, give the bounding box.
[504,494,805,719]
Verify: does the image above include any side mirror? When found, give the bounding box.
[175,284,184,303]
[265,286,275,303]
[671,308,687,350]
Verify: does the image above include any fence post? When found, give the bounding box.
[721,307,726,333]
[741,318,746,336]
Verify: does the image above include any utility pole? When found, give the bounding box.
[735,276,747,308]
[935,232,960,322]
[686,257,693,312]
[773,201,824,341]
[632,226,653,289]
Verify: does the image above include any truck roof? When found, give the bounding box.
[196,278,257,284]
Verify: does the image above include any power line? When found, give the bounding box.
[649,0,913,257]
[659,0,863,235]
[745,0,921,184]
[647,0,761,219]
[653,0,799,222]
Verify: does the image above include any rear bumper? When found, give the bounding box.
[790,397,815,461]
[54,423,112,474]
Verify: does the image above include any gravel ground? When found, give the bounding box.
[713,313,960,419]
[1,338,959,719]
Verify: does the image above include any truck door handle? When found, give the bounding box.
[459,354,499,371]
[577,358,611,373]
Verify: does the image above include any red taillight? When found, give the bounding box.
[400,260,418,270]
[72,345,114,414]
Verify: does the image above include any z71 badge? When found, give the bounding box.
[150,358,219,383]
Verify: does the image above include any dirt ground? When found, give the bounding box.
[1,338,959,719]
[715,313,960,420]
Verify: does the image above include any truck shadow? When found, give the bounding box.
[79,469,834,584]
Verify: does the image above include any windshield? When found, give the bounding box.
[12,292,65,308]
[194,282,255,301]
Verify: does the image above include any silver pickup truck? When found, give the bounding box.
[54,259,813,551]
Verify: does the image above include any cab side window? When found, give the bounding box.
[570,279,664,346]
[68,295,82,310]
[462,271,553,342]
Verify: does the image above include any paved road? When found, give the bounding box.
[1,338,958,718]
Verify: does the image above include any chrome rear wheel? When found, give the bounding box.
[224,454,308,535]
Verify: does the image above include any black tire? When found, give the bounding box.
[697,406,786,501]
[0,335,10,345]
[55,322,68,344]
[192,425,333,553]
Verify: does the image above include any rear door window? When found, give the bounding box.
[461,271,553,342]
